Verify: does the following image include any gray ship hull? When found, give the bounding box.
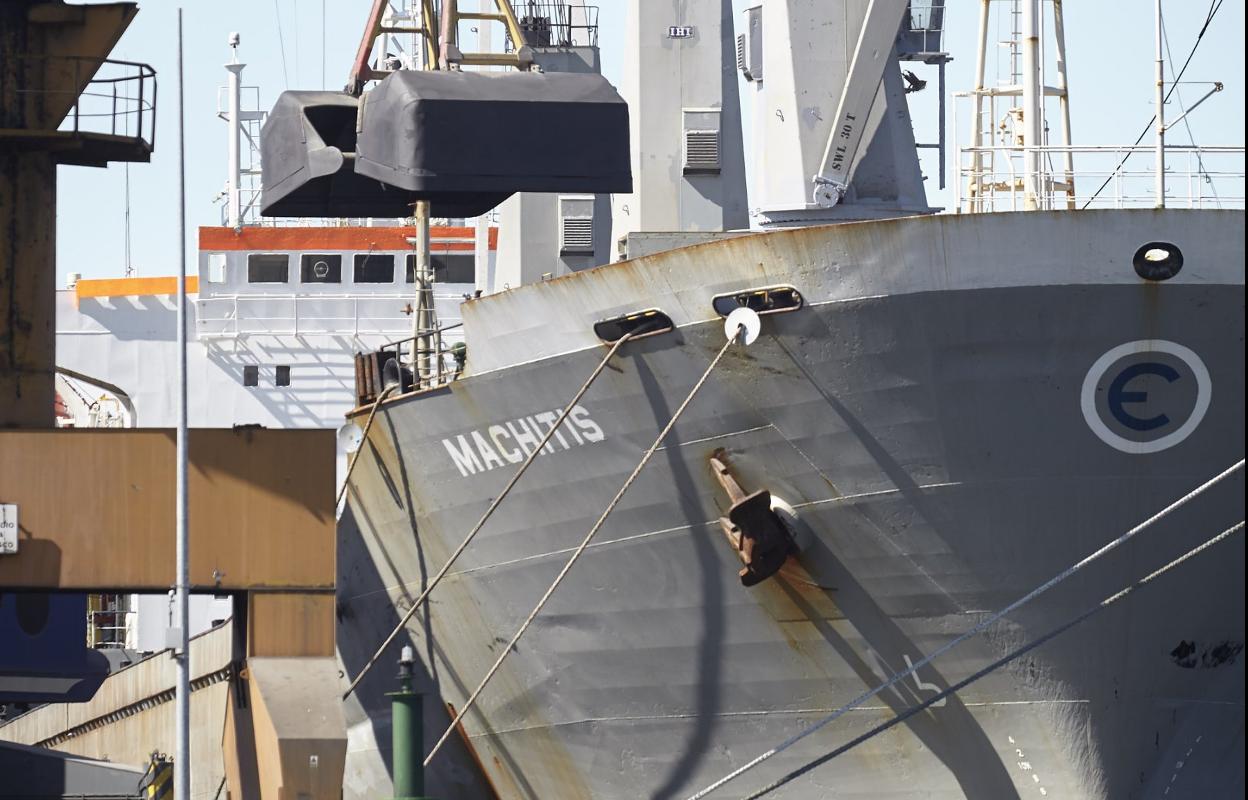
[339,209,1245,799]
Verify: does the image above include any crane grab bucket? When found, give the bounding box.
[258,91,458,218]
[260,70,631,219]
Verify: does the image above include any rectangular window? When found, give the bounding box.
[275,365,291,386]
[300,254,342,283]
[407,253,475,284]
[247,254,290,283]
[353,253,395,283]
[243,365,258,386]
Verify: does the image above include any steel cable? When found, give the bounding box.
[343,331,639,700]
[425,325,748,765]
[335,383,398,514]
[743,519,1245,799]
[686,458,1245,799]
[1081,0,1224,208]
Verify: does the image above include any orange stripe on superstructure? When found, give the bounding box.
[75,276,200,300]
[198,226,498,252]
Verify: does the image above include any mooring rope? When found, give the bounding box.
[686,458,1245,799]
[424,322,751,765]
[343,332,639,701]
[336,384,399,515]
[742,518,1245,799]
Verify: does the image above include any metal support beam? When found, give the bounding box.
[0,0,141,427]
[0,150,56,428]
[1021,0,1043,210]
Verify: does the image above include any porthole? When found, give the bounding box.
[1133,242,1183,282]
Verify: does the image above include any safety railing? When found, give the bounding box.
[898,0,946,58]
[354,323,467,404]
[219,187,415,227]
[13,55,156,147]
[193,292,465,339]
[508,2,599,49]
[955,144,1245,213]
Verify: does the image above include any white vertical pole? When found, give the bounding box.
[175,9,192,799]
[970,0,990,211]
[411,200,433,383]
[1154,0,1166,208]
[226,43,245,230]
[1052,0,1075,208]
[474,213,489,294]
[1021,0,1043,210]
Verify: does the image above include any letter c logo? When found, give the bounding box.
[1082,340,1211,454]
[1107,361,1181,432]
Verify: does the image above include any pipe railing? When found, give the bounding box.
[955,143,1244,213]
[192,292,464,338]
[12,55,157,147]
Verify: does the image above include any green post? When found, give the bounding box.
[390,645,433,800]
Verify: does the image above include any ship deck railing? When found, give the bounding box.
[193,291,465,339]
[954,143,1246,213]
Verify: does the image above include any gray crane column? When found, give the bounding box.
[1,0,142,428]
[1,4,55,428]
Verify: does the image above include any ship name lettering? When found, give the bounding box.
[442,405,605,477]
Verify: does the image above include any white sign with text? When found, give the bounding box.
[0,504,17,555]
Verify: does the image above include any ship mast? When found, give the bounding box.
[1021,0,1042,209]
[349,0,532,386]
[225,34,244,230]
[966,0,1075,211]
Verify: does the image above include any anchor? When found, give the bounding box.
[709,451,797,586]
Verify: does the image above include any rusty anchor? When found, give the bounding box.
[709,452,797,587]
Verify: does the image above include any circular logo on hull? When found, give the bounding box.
[1081,340,1211,454]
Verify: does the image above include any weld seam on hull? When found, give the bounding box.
[471,699,1096,737]
[343,478,970,602]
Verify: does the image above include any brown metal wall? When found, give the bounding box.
[0,428,336,591]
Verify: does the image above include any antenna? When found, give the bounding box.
[225,34,246,229]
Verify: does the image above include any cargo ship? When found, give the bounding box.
[332,1,1246,798]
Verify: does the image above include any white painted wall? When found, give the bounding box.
[611,0,748,245]
[56,245,480,648]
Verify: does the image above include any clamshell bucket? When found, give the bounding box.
[354,70,631,209]
[259,91,433,218]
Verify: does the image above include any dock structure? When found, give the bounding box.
[0,428,348,798]
[1,3,347,797]
[0,0,151,428]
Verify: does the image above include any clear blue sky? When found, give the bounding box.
[57,1,1244,284]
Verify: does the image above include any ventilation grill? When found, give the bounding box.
[560,217,594,255]
[684,130,721,174]
[740,6,763,82]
